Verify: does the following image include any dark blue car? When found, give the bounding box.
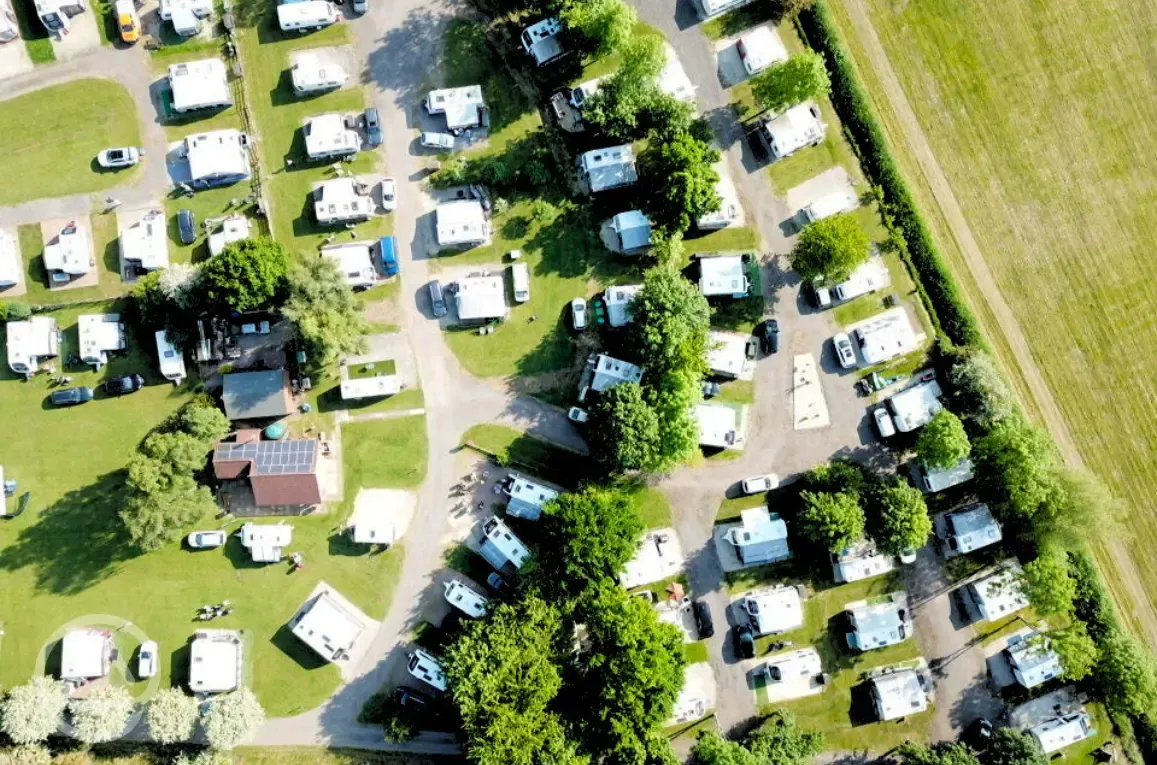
[177,209,196,245]
[380,236,399,277]
[364,108,383,148]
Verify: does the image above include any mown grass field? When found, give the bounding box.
[824,0,1157,633]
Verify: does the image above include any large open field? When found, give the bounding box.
[824,0,1157,640]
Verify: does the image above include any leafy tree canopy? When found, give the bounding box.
[202,687,265,750]
[986,728,1047,765]
[797,490,865,551]
[974,415,1062,524]
[870,478,931,556]
[915,409,971,470]
[0,677,67,744]
[69,686,134,744]
[587,383,663,473]
[146,688,200,745]
[1047,622,1098,681]
[197,238,289,313]
[751,51,831,114]
[538,485,644,598]
[894,743,980,765]
[789,213,869,283]
[640,131,721,235]
[1095,628,1157,716]
[1020,545,1076,616]
[561,0,636,58]
[283,257,369,367]
[630,266,711,376]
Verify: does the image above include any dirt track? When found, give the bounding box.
[835,0,1157,645]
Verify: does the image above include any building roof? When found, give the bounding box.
[7,316,59,374]
[522,17,564,64]
[605,284,643,327]
[742,586,802,635]
[436,200,489,246]
[214,437,321,506]
[313,178,374,224]
[239,522,293,562]
[970,566,1028,621]
[919,457,975,493]
[847,595,910,650]
[591,354,644,392]
[340,373,401,400]
[610,210,652,251]
[221,369,293,420]
[854,308,919,366]
[707,331,747,379]
[696,403,742,449]
[763,103,825,157]
[292,591,365,661]
[737,26,787,73]
[186,129,249,184]
[1006,634,1063,689]
[1031,712,1094,754]
[503,473,559,521]
[426,86,485,130]
[580,145,638,192]
[43,221,91,276]
[944,503,1002,554]
[455,275,506,322]
[872,669,928,721]
[727,507,790,565]
[887,379,943,433]
[78,313,125,366]
[208,215,252,256]
[322,242,376,289]
[699,255,749,297]
[444,578,490,618]
[189,629,242,693]
[0,228,21,286]
[120,210,169,271]
[304,113,359,159]
[61,629,112,680]
[168,58,231,112]
[480,515,530,571]
[292,52,347,91]
[832,540,896,583]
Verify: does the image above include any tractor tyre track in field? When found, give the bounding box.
[836,0,1157,644]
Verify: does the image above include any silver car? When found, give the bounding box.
[420,132,455,151]
[873,407,896,438]
[833,333,856,369]
[187,530,227,549]
[97,147,141,169]
[570,298,587,331]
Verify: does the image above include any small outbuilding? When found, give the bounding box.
[168,58,231,113]
[425,86,486,131]
[291,590,365,661]
[502,473,559,521]
[610,210,652,253]
[221,369,293,421]
[120,210,169,272]
[189,629,242,694]
[60,629,113,682]
[942,503,1002,556]
[580,145,637,192]
[479,515,530,572]
[605,284,642,327]
[185,130,250,189]
[78,313,126,369]
[215,435,322,507]
[454,275,506,324]
[698,255,749,298]
[727,507,789,565]
[969,565,1027,622]
[436,200,490,248]
[740,585,802,636]
[6,316,60,376]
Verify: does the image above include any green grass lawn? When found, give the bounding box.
[0,308,414,715]
[9,0,55,63]
[59,747,463,765]
[824,0,1157,633]
[0,80,140,206]
[716,491,768,524]
[628,484,672,529]
[236,17,388,257]
[685,225,760,255]
[684,641,709,664]
[461,423,596,488]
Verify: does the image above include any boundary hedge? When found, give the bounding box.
[796,2,982,348]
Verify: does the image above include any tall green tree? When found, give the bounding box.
[690,711,823,765]
[69,686,134,744]
[647,367,702,470]
[630,266,711,376]
[893,743,980,765]
[198,238,290,313]
[587,383,663,472]
[986,728,1047,765]
[561,0,636,58]
[282,256,370,367]
[0,677,67,744]
[789,213,869,283]
[797,490,864,551]
[915,410,971,469]
[750,51,830,114]
[445,595,584,765]
[639,131,721,235]
[870,479,931,555]
[577,582,686,765]
[178,402,230,442]
[202,687,265,750]
[974,415,1062,524]
[1020,545,1076,616]
[538,486,644,598]
[1047,622,1098,681]
[120,476,217,551]
[147,688,200,744]
[1037,468,1126,548]
[948,347,1017,429]
[1095,628,1157,716]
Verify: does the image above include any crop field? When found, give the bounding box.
[825,0,1157,639]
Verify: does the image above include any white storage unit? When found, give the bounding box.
[277,0,337,32]
[168,58,232,113]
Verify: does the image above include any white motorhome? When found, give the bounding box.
[763,103,826,159]
[277,0,337,33]
[303,113,359,160]
[35,0,84,36]
[407,649,447,691]
[520,17,564,66]
[168,59,232,114]
[511,262,530,303]
[156,330,187,384]
[802,188,859,223]
[291,52,347,94]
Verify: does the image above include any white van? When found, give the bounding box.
[511,262,530,303]
[277,0,336,33]
[156,330,187,384]
[801,189,859,224]
[406,649,446,692]
[0,2,19,41]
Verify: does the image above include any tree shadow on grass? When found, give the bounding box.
[528,203,635,283]
[0,472,140,595]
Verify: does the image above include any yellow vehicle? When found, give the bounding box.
[115,0,140,43]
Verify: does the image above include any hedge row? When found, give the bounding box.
[796,2,983,348]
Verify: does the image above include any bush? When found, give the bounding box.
[2,301,30,321]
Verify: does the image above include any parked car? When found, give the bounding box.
[741,474,779,495]
[420,132,455,151]
[115,0,140,43]
[50,387,94,407]
[103,373,145,396]
[364,107,383,147]
[745,337,759,360]
[428,280,447,317]
[568,406,589,424]
[380,236,399,277]
[570,297,587,331]
[873,407,896,438]
[833,333,856,369]
[758,318,779,354]
[692,600,714,638]
[177,209,196,245]
[380,177,397,211]
[97,147,140,169]
[486,572,509,593]
[137,640,158,679]
[807,281,832,309]
[734,624,755,659]
[351,0,367,13]
[702,380,721,398]
[394,686,430,711]
[187,530,228,549]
